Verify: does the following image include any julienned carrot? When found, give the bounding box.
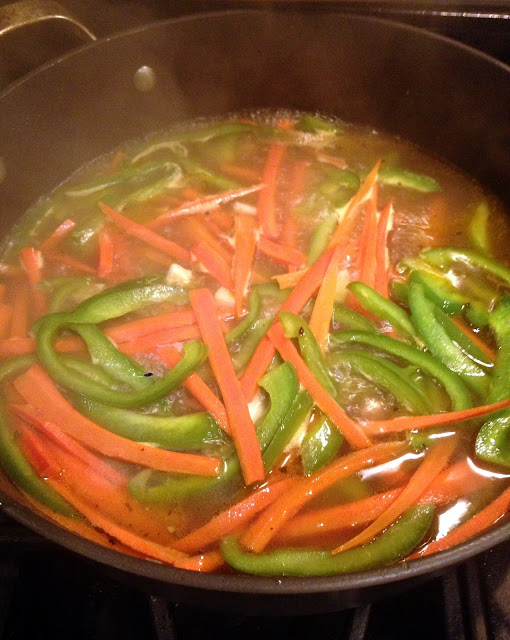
[363,396,510,435]
[45,251,97,275]
[0,263,23,278]
[374,201,394,298]
[271,269,307,289]
[117,325,202,355]
[174,477,297,554]
[451,317,496,362]
[0,284,6,302]
[316,152,348,169]
[192,241,234,290]
[20,248,43,287]
[240,440,406,552]
[357,192,379,289]
[233,214,257,317]
[332,436,458,554]
[9,287,29,338]
[98,229,115,278]
[276,488,403,544]
[173,550,225,572]
[309,245,344,350]
[147,184,264,229]
[190,288,264,485]
[13,364,222,476]
[156,344,230,435]
[39,218,76,252]
[257,237,307,269]
[240,246,337,400]
[268,325,372,449]
[0,335,84,358]
[46,476,187,565]
[182,217,233,266]
[419,458,488,506]
[412,485,510,558]
[99,202,191,265]
[0,304,12,339]
[328,160,381,249]
[258,143,285,238]
[11,403,126,487]
[106,309,196,343]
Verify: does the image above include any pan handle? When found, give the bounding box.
[0,0,96,43]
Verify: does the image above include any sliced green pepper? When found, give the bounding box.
[378,166,441,193]
[306,216,338,266]
[468,201,491,256]
[300,414,343,475]
[421,248,510,288]
[296,114,339,134]
[333,304,378,332]
[225,290,261,346]
[220,504,434,576]
[330,331,472,410]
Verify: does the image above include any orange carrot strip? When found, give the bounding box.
[308,245,344,350]
[452,317,496,362]
[0,284,7,302]
[363,396,510,435]
[190,288,264,485]
[357,193,379,289]
[0,304,13,339]
[271,269,307,289]
[157,344,230,435]
[20,248,43,287]
[46,476,187,565]
[39,218,76,252]
[276,488,403,544]
[97,229,115,278]
[412,485,510,559]
[11,403,126,487]
[174,477,297,554]
[220,164,261,183]
[374,201,394,298]
[106,308,196,343]
[173,550,225,572]
[316,152,348,169]
[240,440,406,552]
[419,458,488,506]
[9,286,29,338]
[240,246,337,400]
[257,143,285,238]
[257,237,307,269]
[148,184,263,229]
[0,263,23,278]
[117,325,202,355]
[13,364,222,476]
[182,217,233,266]
[268,325,372,449]
[0,335,84,358]
[44,251,97,275]
[99,202,191,265]
[233,214,257,317]
[191,241,234,290]
[328,160,381,249]
[332,436,458,554]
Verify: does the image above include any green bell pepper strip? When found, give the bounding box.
[306,216,338,266]
[0,355,77,517]
[421,248,510,287]
[220,504,435,576]
[409,270,469,316]
[66,210,105,260]
[300,414,343,475]
[225,290,262,346]
[178,156,240,191]
[328,350,434,415]
[59,354,123,388]
[347,281,421,345]
[255,362,299,450]
[252,282,290,305]
[378,166,441,193]
[73,397,224,451]
[330,331,472,410]
[70,323,153,390]
[230,317,273,374]
[296,114,339,134]
[128,362,297,503]
[280,311,338,398]
[332,304,377,332]
[46,277,97,313]
[408,282,490,396]
[468,201,491,256]
[475,296,510,467]
[67,275,188,324]
[114,164,183,211]
[36,313,209,408]
[263,390,314,471]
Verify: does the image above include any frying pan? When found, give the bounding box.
[0,4,509,615]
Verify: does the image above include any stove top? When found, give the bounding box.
[0,1,509,637]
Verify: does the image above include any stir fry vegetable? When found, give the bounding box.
[0,112,509,577]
